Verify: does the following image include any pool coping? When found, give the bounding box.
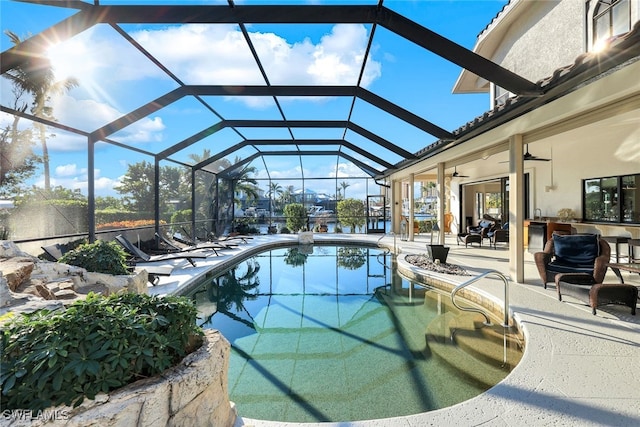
[151,234,640,427]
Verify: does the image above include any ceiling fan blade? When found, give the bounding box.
[452,168,469,178]
[500,150,551,162]
[524,144,551,161]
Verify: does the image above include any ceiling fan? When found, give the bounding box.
[501,144,551,163]
[523,144,551,161]
[452,166,469,178]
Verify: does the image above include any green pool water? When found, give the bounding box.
[189,245,522,423]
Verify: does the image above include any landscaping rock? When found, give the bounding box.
[53,289,79,300]
[0,240,33,258]
[35,283,56,300]
[0,258,34,291]
[0,240,150,317]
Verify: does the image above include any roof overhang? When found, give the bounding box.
[452,0,527,94]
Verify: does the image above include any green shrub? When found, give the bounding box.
[418,220,434,233]
[169,209,205,233]
[280,226,291,234]
[283,203,307,232]
[1,293,203,411]
[58,240,129,275]
[95,209,148,226]
[233,217,257,235]
[337,198,365,233]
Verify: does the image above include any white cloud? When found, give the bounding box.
[47,95,166,148]
[32,166,123,197]
[334,161,370,178]
[129,23,382,106]
[133,24,265,85]
[55,164,78,177]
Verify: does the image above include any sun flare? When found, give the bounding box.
[47,39,88,82]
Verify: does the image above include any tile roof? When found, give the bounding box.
[403,21,640,167]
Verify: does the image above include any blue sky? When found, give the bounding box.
[1,0,507,200]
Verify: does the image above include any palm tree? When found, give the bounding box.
[188,149,230,235]
[228,158,259,208]
[281,185,295,205]
[4,30,79,191]
[268,181,283,213]
[340,181,350,200]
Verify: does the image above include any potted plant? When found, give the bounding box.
[315,215,329,233]
[427,244,450,264]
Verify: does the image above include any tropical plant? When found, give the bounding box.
[336,247,366,270]
[226,160,259,208]
[94,196,125,211]
[4,30,79,191]
[281,185,295,205]
[189,151,259,237]
[13,185,85,205]
[279,226,291,234]
[209,259,261,328]
[114,161,187,215]
[189,149,219,219]
[283,203,307,232]
[268,181,283,214]
[1,293,203,411]
[339,181,350,200]
[58,240,129,275]
[0,86,38,197]
[337,198,366,233]
[283,247,308,267]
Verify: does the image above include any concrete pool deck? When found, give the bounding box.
[149,233,640,427]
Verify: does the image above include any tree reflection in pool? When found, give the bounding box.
[187,245,522,423]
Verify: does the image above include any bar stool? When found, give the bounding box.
[601,236,630,263]
[629,239,640,263]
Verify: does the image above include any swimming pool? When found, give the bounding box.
[188,244,522,423]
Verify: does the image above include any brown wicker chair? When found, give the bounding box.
[534,234,610,288]
[466,217,496,244]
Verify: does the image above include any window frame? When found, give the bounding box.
[592,0,631,46]
[582,173,640,224]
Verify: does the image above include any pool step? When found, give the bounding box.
[425,311,523,388]
[451,319,523,371]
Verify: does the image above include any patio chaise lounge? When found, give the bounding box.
[182,226,252,244]
[172,232,240,250]
[41,243,67,262]
[155,232,235,255]
[115,234,208,267]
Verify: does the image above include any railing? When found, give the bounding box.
[376,231,396,254]
[451,269,510,328]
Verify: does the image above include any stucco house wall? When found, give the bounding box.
[490,1,585,83]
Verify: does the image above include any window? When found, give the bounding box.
[593,0,631,48]
[583,173,639,223]
[493,85,512,107]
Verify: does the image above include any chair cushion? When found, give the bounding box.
[547,262,594,276]
[553,234,599,266]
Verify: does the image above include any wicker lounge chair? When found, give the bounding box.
[534,234,610,288]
